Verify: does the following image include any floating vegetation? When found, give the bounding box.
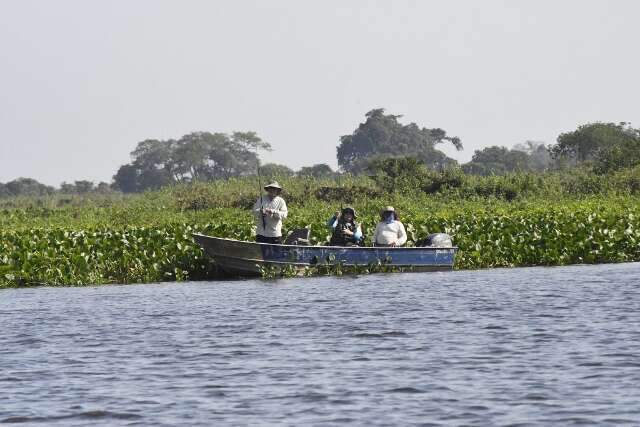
[1,197,640,287]
[258,254,402,279]
[0,225,213,287]
[2,175,640,287]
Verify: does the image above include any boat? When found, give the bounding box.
[192,230,458,277]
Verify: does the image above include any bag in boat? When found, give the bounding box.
[415,233,453,248]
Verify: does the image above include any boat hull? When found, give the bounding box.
[193,234,457,277]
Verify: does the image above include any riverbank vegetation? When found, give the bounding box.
[3,109,640,287]
[2,167,640,287]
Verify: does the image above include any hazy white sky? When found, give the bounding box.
[1,0,639,186]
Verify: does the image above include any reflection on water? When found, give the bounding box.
[1,263,640,426]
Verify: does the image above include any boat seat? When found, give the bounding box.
[284,228,311,245]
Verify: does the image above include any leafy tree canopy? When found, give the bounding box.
[59,181,113,194]
[337,108,462,173]
[462,146,532,176]
[365,156,465,195]
[298,163,335,178]
[593,137,640,174]
[112,164,141,193]
[113,131,271,193]
[0,183,9,198]
[260,163,295,178]
[550,122,640,163]
[512,141,552,171]
[0,178,55,198]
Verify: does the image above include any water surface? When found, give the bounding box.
[2,263,640,426]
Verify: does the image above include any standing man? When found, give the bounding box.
[253,181,288,244]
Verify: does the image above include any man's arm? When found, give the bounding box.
[252,196,263,217]
[373,223,382,245]
[396,222,407,246]
[271,198,288,220]
[353,225,363,241]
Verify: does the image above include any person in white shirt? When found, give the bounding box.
[373,206,407,247]
[253,181,288,244]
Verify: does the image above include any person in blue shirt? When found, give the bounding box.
[327,206,363,246]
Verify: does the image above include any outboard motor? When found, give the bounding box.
[416,233,453,247]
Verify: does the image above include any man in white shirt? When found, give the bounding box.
[373,206,407,247]
[253,181,288,244]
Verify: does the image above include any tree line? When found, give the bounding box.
[111,131,339,193]
[335,109,640,176]
[3,109,640,197]
[0,178,115,198]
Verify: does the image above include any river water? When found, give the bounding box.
[1,263,640,426]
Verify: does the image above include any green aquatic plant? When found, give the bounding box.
[2,175,640,287]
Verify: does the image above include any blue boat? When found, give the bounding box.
[193,231,457,277]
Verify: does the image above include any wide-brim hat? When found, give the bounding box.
[264,181,282,191]
[342,206,357,218]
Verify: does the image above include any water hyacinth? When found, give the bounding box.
[0,225,213,286]
[2,174,640,286]
[2,199,640,287]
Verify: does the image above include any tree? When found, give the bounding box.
[137,168,173,190]
[4,178,54,197]
[232,131,271,151]
[365,156,464,194]
[59,182,76,194]
[462,146,531,175]
[550,122,640,163]
[0,183,10,198]
[130,139,175,175]
[298,163,334,178]
[112,130,271,192]
[512,141,552,171]
[112,164,140,193]
[593,138,640,174]
[164,131,271,181]
[549,122,640,173]
[58,180,95,194]
[172,133,223,181]
[260,163,294,178]
[74,180,95,194]
[96,182,112,193]
[337,108,462,173]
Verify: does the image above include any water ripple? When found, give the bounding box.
[1,263,640,426]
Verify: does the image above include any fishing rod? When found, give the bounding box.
[256,149,266,231]
[337,171,343,212]
[337,171,346,236]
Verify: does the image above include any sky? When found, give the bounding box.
[1,0,639,186]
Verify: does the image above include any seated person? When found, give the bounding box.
[373,206,407,247]
[327,206,363,246]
